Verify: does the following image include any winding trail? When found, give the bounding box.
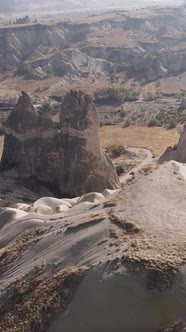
[119,147,153,184]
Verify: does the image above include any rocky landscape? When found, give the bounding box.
[0,144,186,331]
[0,89,185,331]
[0,3,186,332]
[1,6,186,100]
[2,5,186,133]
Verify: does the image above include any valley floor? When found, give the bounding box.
[99,125,179,157]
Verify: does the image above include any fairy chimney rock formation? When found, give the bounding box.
[159,125,186,163]
[1,91,119,196]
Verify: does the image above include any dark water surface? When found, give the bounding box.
[47,266,186,332]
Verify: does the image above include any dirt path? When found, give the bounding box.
[119,147,153,184]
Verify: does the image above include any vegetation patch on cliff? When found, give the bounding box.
[65,213,106,233]
[0,227,48,269]
[0,267,85,332]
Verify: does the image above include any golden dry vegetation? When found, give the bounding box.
[99,125,179,156]
[0,72,62,97]
[0,71,113,98]
[87,28,130,48]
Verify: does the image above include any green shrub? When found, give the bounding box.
[120,111,126,118]
[38,100,59,115]
[168,119,177,129]
[86,92,95,102]
[110,145,124,157]
[126,90,139,101]
[116,165,124,175]
[42,100,53,112]
[16,64,30,76]
[110,73,119,82]
[148,119,160,127]
[143,91,155,101]
[123,120,130,128]
[131,115,137,121]
[94,86,139,103]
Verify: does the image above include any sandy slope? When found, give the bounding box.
[0,161,186,330]
[0,161,185,284]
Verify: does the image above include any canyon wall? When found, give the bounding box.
[1,9,186,82]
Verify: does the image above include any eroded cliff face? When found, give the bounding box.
[0,23,90,74]
[2,8,186,83]
[159,125,186,163]
[1,91,119,196]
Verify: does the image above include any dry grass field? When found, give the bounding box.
[99,125,179,156]
[0,71,113,98]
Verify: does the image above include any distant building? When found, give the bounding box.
[0,0,13,12]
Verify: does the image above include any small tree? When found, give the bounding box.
[168,119,176,129]
[110,145,124,157]
[86,92,95,102]
[148,119,160,127]
[42,100,53,112]
[143,91,155,101]
[123,119,130,128]
[37,100,57,115]
[120,111,126,118]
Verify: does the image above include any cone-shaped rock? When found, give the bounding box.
[1,91,119,196]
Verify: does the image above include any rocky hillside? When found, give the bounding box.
[2,6,186,86]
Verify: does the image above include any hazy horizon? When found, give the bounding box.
[0,0,183,15]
